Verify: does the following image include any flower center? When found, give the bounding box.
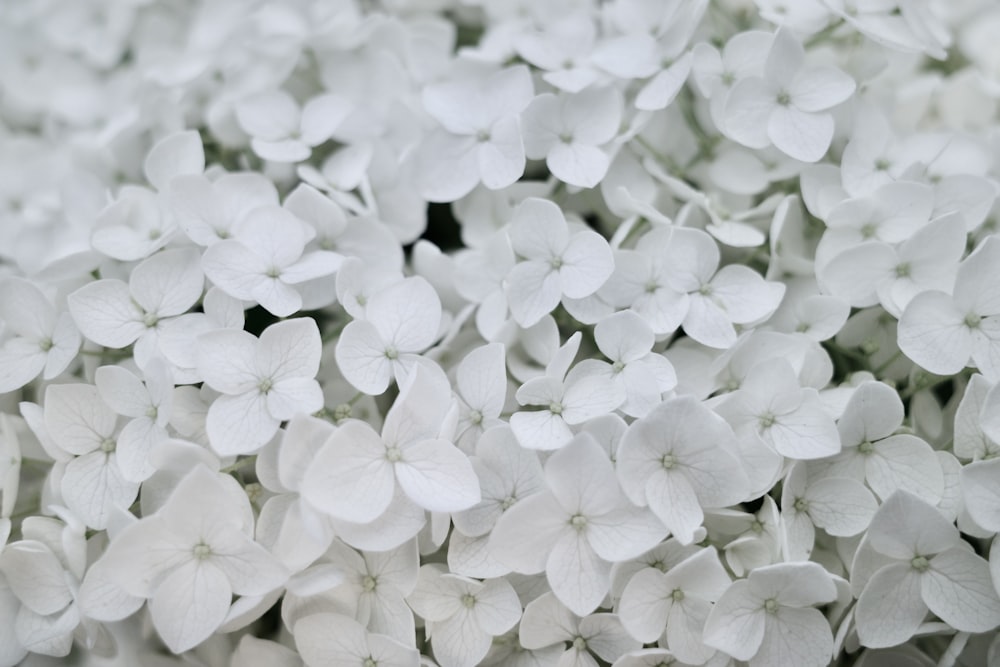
[258,377,273,393]
[764,598,778,613]
[461,593,477,608]
[469,409,483,425]
[859,440,875,454]
[384,346,398,360]
[572,636,587,651]
[501,495,516,510]
[385,446,403,463]
[192,543,212,560]
[794,497,809,513]
[671,588,685,602]
[100,438,116,453]
[776,90,791,106]
[911,555,930,572]
[143,312,159,328]
[758,412,776,429]
[569,514,588,531]
[39,337,53,352]
[333,403,352,422]
[661,454,677,470]
[549,401,564,415]
[965,312,982,329]
[362,575,378,592]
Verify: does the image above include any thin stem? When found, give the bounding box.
[871,349,904,376]
[901,375,951,400]
[936,631,970,667]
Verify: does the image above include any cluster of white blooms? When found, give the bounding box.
[5,0,1000,665]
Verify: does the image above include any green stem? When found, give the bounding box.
[871,349,904,376]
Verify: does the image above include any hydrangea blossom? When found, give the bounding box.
[3,1,1000,664]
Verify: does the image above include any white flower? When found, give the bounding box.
[490,433,667,616]
[592,311,677,418]
[617,396,750,545]
[779,461,877,562]
[853,491,1000,648]
[197,318,324,456]
[294,613,419,667]
[301,364,480,521]
[201,204,342,317]
[67,248,204,368]
[618,547,731,664]
[898,236,1000,381]
[703,561,837,666]
[814,380,944,504]
[504,198,614,328]
[236,90,352,163]
[88,466,288,653]
[519,592,639,667]
[335,276,442,395]
[94,358,172,483]
[41,384,137,530]
[0,277,80,394]
[521,87,623,188]
[407,565,521,667]
[415,66,534,202]
[723,28,855,162]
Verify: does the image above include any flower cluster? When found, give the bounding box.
[3,0,1000,665]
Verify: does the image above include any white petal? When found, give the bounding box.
[301,420,395,524]
[395,439,480,513]
[867,490,958,560]
[645,471,703,545]
[294,613,369,666]
[867,434,944,504]
[144,130,204,191]
[489,492,566,574]
[547,531,611,617]
[618,568,672,643]
[43,383,117,455]
[560,230,615,299]
[755,607,833,667]
[299,93,352,146]
[547,142,611,189]
[366,276,441,353]
[790,66,855,112]
[855,563,926,648]
[723,78,774,149]
[477,116,526,190]
[0,344,46,393]
[414,130,481,203]
[257,317,322,382]
[197,327,259,394]
[456,343,507,419]
[961,459,1000,532]
[767,107,834,163]
[923,546,1000,632]
[0,542,72,616]
[201,240,270,301]
[150,559,231,653]
[898,290,971,376]
[805,477,877,536]
[205,391,280,456]
[67,280,145,348]
[837,380,904,446]
[335,320,393,395]
[236,90,300,141]
[506,262,562,328]
[702,579,765,661]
